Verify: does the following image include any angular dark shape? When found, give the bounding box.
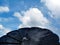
[0,27,59,45]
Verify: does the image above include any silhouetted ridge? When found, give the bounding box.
[0,27,59,45]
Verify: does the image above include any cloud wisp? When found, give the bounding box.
[0,6,9,12]
[0,25,11,37]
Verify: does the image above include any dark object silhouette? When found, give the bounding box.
[0,27,59,45]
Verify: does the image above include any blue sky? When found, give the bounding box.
[0,0,60,40]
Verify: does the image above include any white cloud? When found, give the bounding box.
[14,12,23,21]
[14,8,50,28]
[0,25,4,29]
[0,17,14,22]
[0,25,11,37]
[41,0,60,18]
[0,6,9,12]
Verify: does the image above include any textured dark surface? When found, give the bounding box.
[0,27,59,45]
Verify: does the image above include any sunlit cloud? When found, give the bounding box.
[14,8,50,28]
[41,0,60,19]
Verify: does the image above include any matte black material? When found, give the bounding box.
[0,27,59,45]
